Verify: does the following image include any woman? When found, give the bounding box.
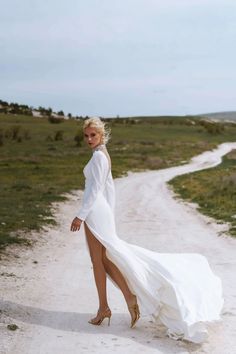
[70,117,223,343]
[70,117,140,328]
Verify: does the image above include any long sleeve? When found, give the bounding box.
[76,151,109,221]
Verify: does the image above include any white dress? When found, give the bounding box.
[76,148,224,343]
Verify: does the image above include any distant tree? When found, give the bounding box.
[38,106,47,115]
[37,106,53,116]
[19,104,29,109]
[57,110,64,116]
[47,107,52,116]
[0,100,9,106]
[68,113,72,119]
[10,102,19,108]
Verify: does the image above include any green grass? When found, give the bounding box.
[0,113,236,250]
[168,149,236,236]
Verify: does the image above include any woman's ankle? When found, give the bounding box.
[126,294,137,306]
[98,305,110,312]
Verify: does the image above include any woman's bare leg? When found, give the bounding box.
[84,223,109,311]
[84,223,139,326]
[84,223,136,306]
[102,247,140,327]
[102,249,136,306]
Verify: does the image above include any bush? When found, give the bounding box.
[48,116,64,124]
[199,120,225,134]
[2,126,31,142]
[54,130,64,141]
[74,127,84,146]
[38,106,52,116]
[10,125,21,140]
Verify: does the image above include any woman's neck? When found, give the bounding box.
[92,143,106,152]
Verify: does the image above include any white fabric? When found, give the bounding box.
[76,149,224,343]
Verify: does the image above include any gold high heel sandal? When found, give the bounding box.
[128,295,140,328]
[88,307,112,326]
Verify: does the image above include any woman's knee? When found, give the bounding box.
[90,247,108,267]
[86,241,103,265]
[91,246,108,267]
[102,248,109,266]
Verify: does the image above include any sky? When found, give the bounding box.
[0,0,236,117]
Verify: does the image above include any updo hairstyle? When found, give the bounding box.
[83,117,111,144]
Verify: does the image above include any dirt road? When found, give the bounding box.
[1,142,236,354]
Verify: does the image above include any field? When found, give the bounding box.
[169,149,236,236]
[0,113,236,251]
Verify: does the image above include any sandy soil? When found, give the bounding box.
[1,142,236,354]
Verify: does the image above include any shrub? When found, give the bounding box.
[54,130,64,141]
[10,125,21,140]
[199,120,225,134]
[74,128,84,146]
[48,116,64,124]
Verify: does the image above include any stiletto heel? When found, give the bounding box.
[88,307,112,326]
[128,295,140,328]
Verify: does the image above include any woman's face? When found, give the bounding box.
[84,126,102,149]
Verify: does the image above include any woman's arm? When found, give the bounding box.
[75,151,109,221]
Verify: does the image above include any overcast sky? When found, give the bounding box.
[1,0,236,116]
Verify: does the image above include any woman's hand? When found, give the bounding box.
[70,217,83,232]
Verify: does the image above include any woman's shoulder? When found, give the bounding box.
[92,150,110,168]
[92,149,106,159]
[92,150,109,166]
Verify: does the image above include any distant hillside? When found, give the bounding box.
[0,99,79,120]
[1,98,236,123]
[197,111,236,122]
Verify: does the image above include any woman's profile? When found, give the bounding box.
[70,117,223,343]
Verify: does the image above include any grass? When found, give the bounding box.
[0,113,236,250]
[168,149,236,236]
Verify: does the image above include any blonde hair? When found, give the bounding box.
[83,117,111,144]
